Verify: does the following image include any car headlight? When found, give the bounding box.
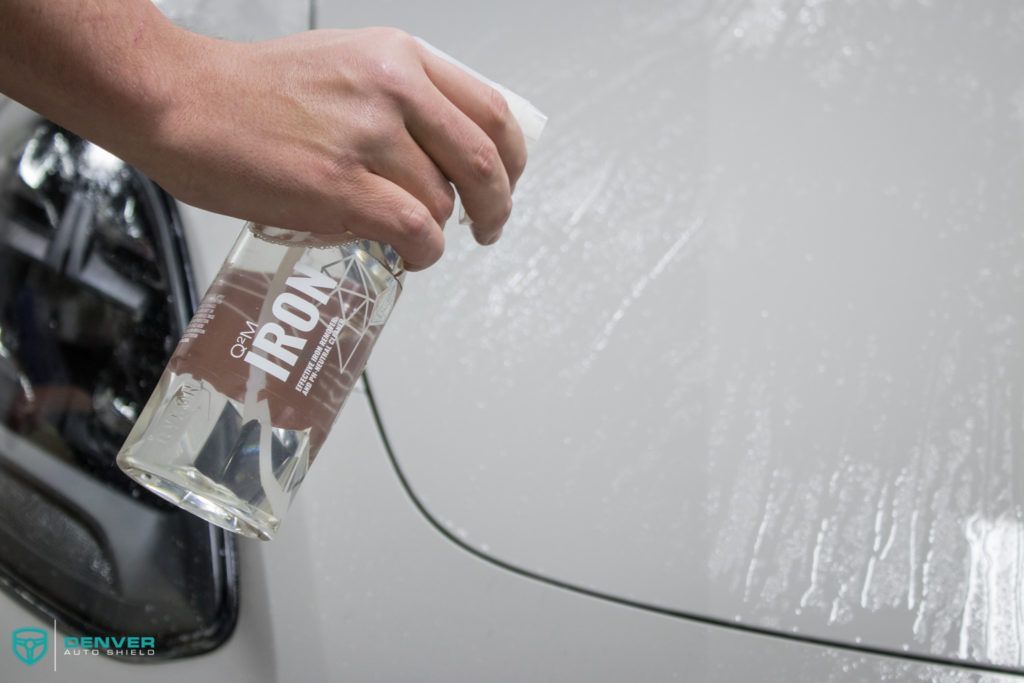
[0,114,238,659]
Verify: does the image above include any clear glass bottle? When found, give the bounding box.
[117,226,403,539]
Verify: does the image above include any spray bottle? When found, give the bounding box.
[116,40,547,540]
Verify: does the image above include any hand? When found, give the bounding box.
[146,26,528,270]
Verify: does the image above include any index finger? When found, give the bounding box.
[417,46,528,192]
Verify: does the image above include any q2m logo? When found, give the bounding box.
[12,627,47,666]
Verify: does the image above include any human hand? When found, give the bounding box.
[145,26,528,270]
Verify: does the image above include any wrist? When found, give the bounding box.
[117,17,207,165]
[137,27,244,203]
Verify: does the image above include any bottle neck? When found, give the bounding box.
[247,223,404,280]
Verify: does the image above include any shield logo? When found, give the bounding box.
[12,627,47,666]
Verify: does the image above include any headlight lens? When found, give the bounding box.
[0,117,237,658]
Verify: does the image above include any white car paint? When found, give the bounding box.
[1,0,1022,680]
[337,0,1024,674]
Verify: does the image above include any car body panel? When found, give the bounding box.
[8,369,1010,681]
[341,0,1024,672]
[2,0,1022,680]
[248,389,1023,683]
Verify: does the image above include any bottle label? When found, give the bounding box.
[237,262,340,389]
[170,250,393,455]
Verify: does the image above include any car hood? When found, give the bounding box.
[364,0,1024,674]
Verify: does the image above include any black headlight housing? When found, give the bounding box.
[0,111,238,660]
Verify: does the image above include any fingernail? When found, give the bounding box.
[483,228,503,246]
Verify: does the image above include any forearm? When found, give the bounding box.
[0,0,194,164]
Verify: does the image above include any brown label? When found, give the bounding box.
[169,263,381,459]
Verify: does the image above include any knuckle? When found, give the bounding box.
[485,87,512,130]
[364,26,414,50]
[360,31,419,98]
[371,60,411,98]
[398,204,434,243]
[470,139,500,181]
[353,115,399,156]
[379,26,415,48]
